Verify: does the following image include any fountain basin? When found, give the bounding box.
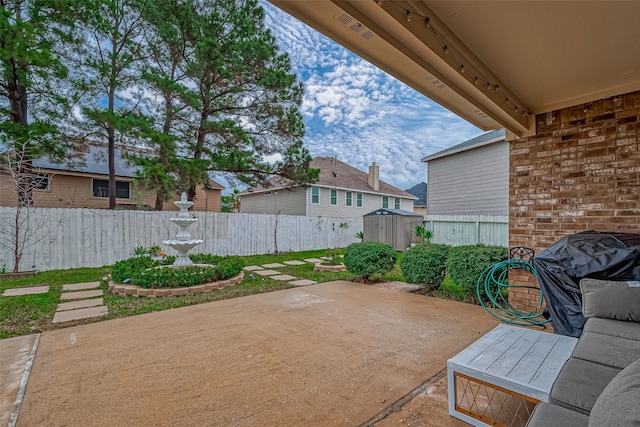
[169,218,198,226]
[163,240,203,249]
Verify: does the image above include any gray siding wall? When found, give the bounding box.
[240,187,307,215]
[427,141,508,215]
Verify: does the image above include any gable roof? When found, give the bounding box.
[405,182,427,206]
[33,145,224,190]
[421,129,506,162]
[240,156,416,199]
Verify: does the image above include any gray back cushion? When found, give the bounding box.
[580,278,640,322]
[588,358,640,427]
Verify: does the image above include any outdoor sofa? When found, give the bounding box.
[525,278,640,427]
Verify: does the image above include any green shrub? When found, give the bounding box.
[445,245,508,297]
[212,257,244,280]
[111,254,243,288]
[438,275,468,301]
[133,266,216,288]
[400,243,450,289]
[112,256,157,282]
[344,241,396,279]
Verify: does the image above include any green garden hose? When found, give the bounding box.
[476,258,552,327]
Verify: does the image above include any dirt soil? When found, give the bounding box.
[10,281,497,426]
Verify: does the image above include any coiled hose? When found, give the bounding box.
[476,258,552,327]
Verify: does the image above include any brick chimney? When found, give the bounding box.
[368,162,379,191]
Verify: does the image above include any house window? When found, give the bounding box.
[356,193,363,208]
[345,191,352,207]
[33,173,49,190]
[330,189,338,206]
[311,187,319,204]
[92,179,130,199]
[382,196,389,209]
[394,197,401,209]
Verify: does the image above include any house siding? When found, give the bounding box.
[509,90,640,314]
[306,187,414,218]
[0,173,221,211]
[240,187,307,215]
[427,141,508,215]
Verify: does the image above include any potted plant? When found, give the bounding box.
[414,225,433,244]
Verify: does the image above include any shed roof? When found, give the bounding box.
[364,208,422,217]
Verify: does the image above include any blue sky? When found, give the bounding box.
[260,1,483,191]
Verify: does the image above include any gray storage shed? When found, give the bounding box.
[363,208,424,251]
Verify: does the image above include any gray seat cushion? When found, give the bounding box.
[550,357,621,415]
[588,358,640,427]
[572,331,640,369]
[583,317,640,341]
[580,278,640,322]
[525,402,589,427]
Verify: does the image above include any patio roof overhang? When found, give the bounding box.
[268,0,640,137]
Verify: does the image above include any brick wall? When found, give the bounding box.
[509,90,640,313]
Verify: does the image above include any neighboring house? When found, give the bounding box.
[421,129,507,216]
[0,145,224,211]
[404,182,428,215]
[239,156,416,218]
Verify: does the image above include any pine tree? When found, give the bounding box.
[179,0,318,201]
[0,0,80,206]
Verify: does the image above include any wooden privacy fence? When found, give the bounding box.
[423,215,509,247]
[0,207,362,272]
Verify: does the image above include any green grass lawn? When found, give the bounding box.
[0,249,406,339]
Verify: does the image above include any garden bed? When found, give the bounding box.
[108,271,244,298]
[0,270,39,281]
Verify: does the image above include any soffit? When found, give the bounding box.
[269,0,640,136]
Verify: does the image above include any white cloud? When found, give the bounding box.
[261,1,482,191]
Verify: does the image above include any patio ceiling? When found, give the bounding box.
[268,0,640,137]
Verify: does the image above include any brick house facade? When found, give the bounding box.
[508,90,640,313]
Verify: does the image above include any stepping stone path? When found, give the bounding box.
[3,286,49,296]
[242,260,320,287]
[53,281,108,324]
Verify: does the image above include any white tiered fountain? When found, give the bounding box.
[163,192,204,267]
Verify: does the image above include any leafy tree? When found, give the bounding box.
[0,144,64,271]
[0,0,80,206]
[179,0,318,201]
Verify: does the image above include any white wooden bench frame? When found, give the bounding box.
[447,324,578,427]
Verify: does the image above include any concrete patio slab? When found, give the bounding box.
[375,281,423,293]
[253,269,280,276]
[270,274,296,281]
[57,298,104,312]
[62,282,101,291]
[304,258,325,263]
[59,290,103,300]
[14,281,498,427]
[51,306,108,324]
[261,263,285,268]
[243,265,264,271]
[283,260,306,265]
[289,279,317,286]
[2,286,49,296]
[0,334,36,427]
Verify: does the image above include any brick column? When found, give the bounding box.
[509,91,640,313]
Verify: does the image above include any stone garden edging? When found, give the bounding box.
[312,263,347,272]
[108,271,245,298]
